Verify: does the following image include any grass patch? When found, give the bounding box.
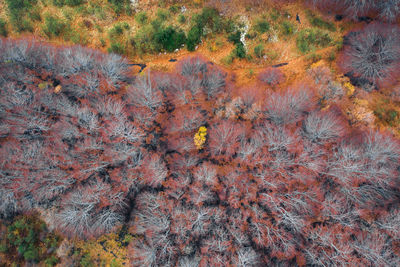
[296,28,332,53]
[254,19,270,34]
[156,8,170,22]
[254,44,264,58]
[306,10,336,32]
[281,20,295,35]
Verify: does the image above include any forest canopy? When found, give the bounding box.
[1,37,400,266]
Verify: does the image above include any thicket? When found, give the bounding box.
[1,38,400,266]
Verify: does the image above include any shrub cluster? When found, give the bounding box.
[1,39,400,266]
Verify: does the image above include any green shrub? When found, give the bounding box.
[254,44,264,58]
[52,0,84,6]
[306,11,336,32]
[134,24,160,53]
[42,14,65,37]
[135,11,148,25]
[192,7,219,30]
[108,42,125,54]
[0,18,8,37]
[186,25,202,51]
[178,14,186,24]
[281,20,295,35]
[224,18,236,34]
[157,9,170,22]
[108,22,129,38]
[228,31,241,45]
[155,26,186,52]
[107,0,130,14]
[233,43,246,58]
[169,5,179,14]
[296,28,332,53]
[254,19,270,34]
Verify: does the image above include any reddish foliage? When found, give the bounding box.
[1,39,400,266]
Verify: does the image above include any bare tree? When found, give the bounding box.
[342,23,400,87]
[179,57,208,77]
[127,71,163,111]
[302,111,345,144]
[234,247,260,267]
[201,70,226,99]
[377,0,400,22]
[100,52,130,85]
[265,87,313,125]
[258,68,285,87]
